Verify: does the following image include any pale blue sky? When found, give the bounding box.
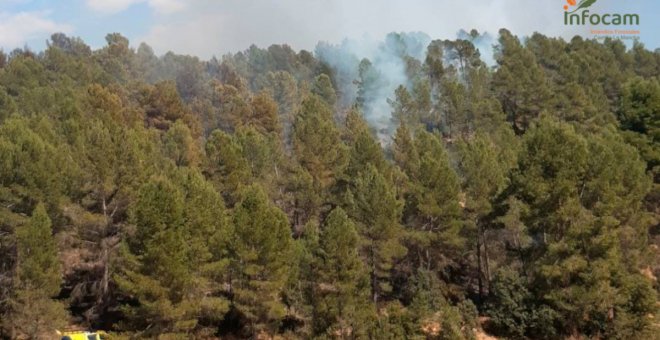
[1,0,658,58]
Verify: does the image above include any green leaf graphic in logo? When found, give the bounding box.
[569,0,597,13]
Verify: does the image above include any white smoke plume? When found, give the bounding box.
[315,30,496,142]
[316,32,430,133]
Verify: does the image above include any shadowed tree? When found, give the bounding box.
[3,204,68,339]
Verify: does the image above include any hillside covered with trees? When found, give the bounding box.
[0,29,658,339]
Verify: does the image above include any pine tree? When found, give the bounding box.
[3,203,68,339]
[443,38,482,78]
[414,130,462,228]
[312,208,373,337]
[143,80,199,134]
[425,40,445,86]
[283,164,322,230]
[409,131,463,270]
[69,116,160,320]
[235,126,283,188]
[508,119,656,337]
[485,268,538,340]
[618,77,660,170]
[245,90,282,137]
[390,85,417,128]
[438,77,469,139]
[0,86,16,121]
[115,176,190,334]
[493,29,553,133]
[343,108,387,179]
[281,220,318,338]
[177,168,232,331]
[355,58,387,112]
[292,95,347,193]
[457,135,508,297]
[347,164,406,303]
[0,116,70,212]
[312,73,337,107]
[116,175,229,336]
[392,122,420,180]
[205,129,251,204]
[214,83,252,132]
[163,119,201,167]
[261,71,300,137]
[408,269,477,340]
[230,184,294,335]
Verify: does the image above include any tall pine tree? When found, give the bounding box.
[346,164,406,303]
[311,208,373,337]
[3,203,68,339]
[230,184,294,335]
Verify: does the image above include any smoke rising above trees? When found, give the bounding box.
[315,30,496,142]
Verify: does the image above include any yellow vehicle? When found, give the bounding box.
[56,330,108,340]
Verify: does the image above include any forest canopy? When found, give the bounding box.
[0,29,658,339]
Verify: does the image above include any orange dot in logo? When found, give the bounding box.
[564,5,568,10]
[567,0,576,5]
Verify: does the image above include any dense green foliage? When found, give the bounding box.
[0,30,658,339]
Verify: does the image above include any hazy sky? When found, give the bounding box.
[1,0,658,58]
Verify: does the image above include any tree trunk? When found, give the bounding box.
[482,227,491,292]
[371,246,378,304]
[99,245,109,304]
[476,221,484,301]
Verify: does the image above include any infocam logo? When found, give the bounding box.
[563,0,640,25]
